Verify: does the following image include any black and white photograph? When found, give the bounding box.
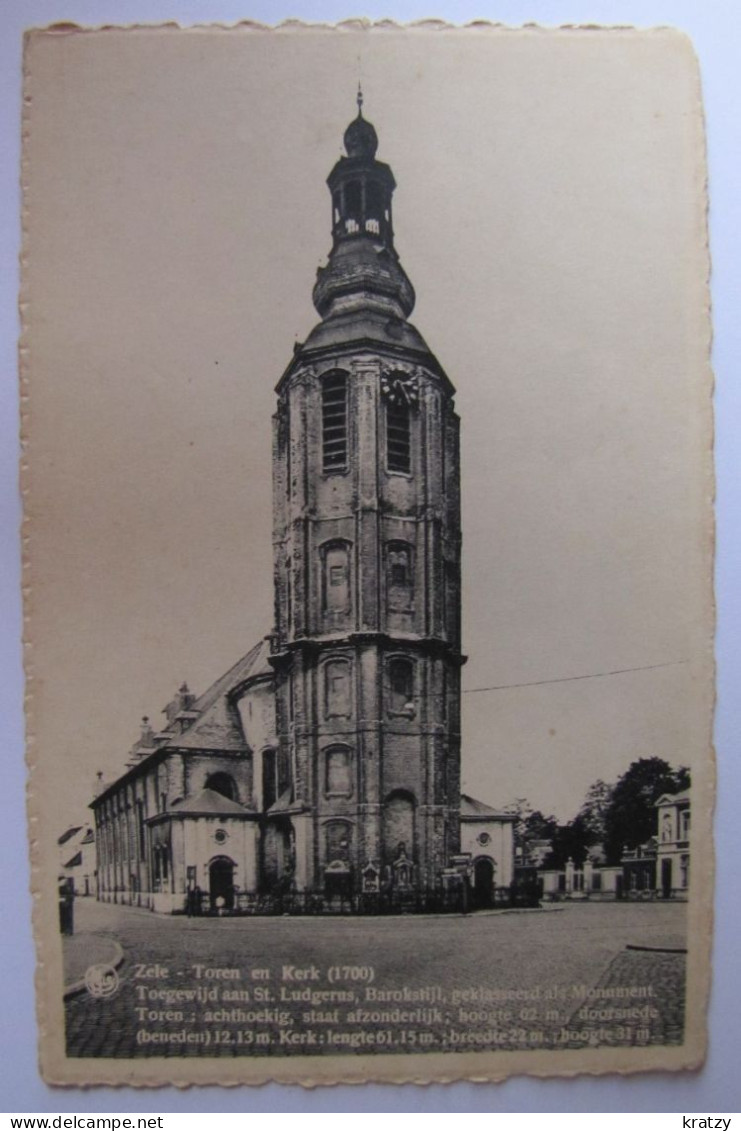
[22,24,713,1086]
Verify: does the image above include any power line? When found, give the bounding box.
[462,659,687,696]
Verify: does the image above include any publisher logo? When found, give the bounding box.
[84,963,120,1000]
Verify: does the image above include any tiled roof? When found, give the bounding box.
[655,789,690,806]
[460,793,515,820]
[158,637,273,753]
[170,787,253,817]
[266,787,305,816]
[58,826,83,846]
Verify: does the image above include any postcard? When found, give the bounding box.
[22,23,713,1085]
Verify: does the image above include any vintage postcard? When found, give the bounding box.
[22,24,713,1086]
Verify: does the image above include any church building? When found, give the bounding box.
[90,98,514,914]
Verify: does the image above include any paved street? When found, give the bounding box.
[65,898,686,1058]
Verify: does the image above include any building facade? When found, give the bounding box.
[459,795,516,908]
[536,787,691,901]
[58,823,95,897]
[90,100,512,914]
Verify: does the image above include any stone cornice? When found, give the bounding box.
[275,338,455,400]
[269,633,467,667]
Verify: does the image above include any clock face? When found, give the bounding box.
[381,367,419,407]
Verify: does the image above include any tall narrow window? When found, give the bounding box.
[325,747,352,798]
[277,748,290,799]
[136,800,146,860]
[386,542,414,612]
[324,658,351,718]
[345,181,362,219]
[388,657,414,716]
[322,541,352,622]
[325,819,352,861]
[366,180,384,224]
[322,371,348,472]
[262,749,277,810]
[386,400,411,473]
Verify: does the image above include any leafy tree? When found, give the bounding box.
[577,778,614,844]
[544,814,597,869]
[506,800,558,858]
[602,758,690,865]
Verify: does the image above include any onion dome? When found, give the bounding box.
[343,86,378,159]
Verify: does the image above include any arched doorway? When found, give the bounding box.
[472,856,495,910]
[323,820,353,901]
[209,856,235,911]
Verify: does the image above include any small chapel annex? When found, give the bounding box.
[90,97,515,915]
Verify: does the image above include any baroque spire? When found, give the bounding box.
[312,94,415,321]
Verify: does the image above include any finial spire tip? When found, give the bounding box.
[357,82,363,116]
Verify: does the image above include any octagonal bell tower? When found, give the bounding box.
[269,93,463,903]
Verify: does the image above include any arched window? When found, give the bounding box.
[324,819,352,862]
[388,657,414,716]
[385,542,414,611]
[321,540,352,624]
[366,180,385,223]
[386,398,411,474]
[382,790,416,864]
[345,180,361,219]
[324,657,351,718]
[322,371,348,472]
[205,772,237,802]
[262,748,289,811]
[325,745,353,798]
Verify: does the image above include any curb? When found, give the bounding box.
[625,944,687,954]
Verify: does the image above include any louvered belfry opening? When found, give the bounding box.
[386,398,411,474]
[322,370,348,471]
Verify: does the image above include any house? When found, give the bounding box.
[57,824,95,896]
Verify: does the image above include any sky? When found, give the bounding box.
[23,25,712,829]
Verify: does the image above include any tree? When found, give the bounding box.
[577,778,614,845]
[506,800,558,859]
[602,758,690,865]
[544,814,599,869]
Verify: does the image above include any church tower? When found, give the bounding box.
[269,95,463,902]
